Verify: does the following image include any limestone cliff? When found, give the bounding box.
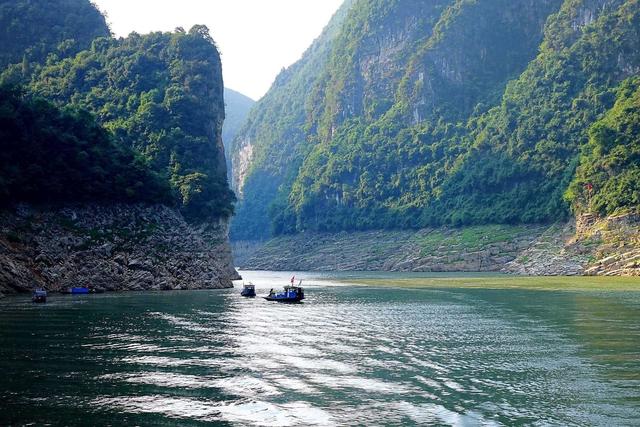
[0,204,240,297]
[234,214,640,277]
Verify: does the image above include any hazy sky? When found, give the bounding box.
[92,0,344,100]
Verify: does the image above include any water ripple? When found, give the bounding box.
[1,271,640,425]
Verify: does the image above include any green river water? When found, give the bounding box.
[1,271,639,426]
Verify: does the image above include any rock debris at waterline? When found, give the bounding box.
[0,204,240,296]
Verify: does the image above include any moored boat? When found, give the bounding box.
[241,283,256,297]
[32,288,47,303]
[61,287,90,295]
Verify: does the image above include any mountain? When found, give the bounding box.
[26,26,235,220]
[1,0,235,221]
[222,88,254,174]
[230,0,355,239]
[231,0,640,239]
[0,0,109,72]
[0,0,239,294]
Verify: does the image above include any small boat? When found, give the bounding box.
[264,284,305,303]
[32,288,47,303]
[241,283,256,297]
[61,287,90,295]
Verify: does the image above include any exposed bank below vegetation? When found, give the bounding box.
[233,213,640,277]
[337,276,640,292]
[0,204,239,297]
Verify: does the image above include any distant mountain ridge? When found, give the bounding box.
[230,0,640,240]
[223,88,254,177]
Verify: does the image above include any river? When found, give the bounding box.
[1,271,639,426]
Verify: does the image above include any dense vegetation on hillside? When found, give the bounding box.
[0,0,235,221]
[229,0,355,239]
[566,77,640,215]
[0,85,170,205]
[0,0,109,72]
[433,0,640,225]
[27,27,234,219]
[232,0,640,238]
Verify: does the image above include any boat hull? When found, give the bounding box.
[61,287,101,295]
[263,296,304,303]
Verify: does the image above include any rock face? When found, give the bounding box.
[235,215,640,277]
[0,204,240,296]
[497,213,640,276]
[235,224,553,273]
[502,223,589,276]
[578,212,640,276]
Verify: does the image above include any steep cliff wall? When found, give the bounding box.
[222,88,254,179]
[0,204,239,296]
[28,26,235,221]
[231,0,640,246]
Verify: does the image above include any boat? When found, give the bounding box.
[240,283,256,297]
[264,281,305,303]
[32,288,47,303]
[61,287,90,295]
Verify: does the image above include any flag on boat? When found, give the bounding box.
[290,275,295,284]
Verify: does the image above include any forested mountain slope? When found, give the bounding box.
[229,0,355,239]
[26,26,234,220]
[0,86,169,205]
[566,76,640,215]
[231,0,640,239]
[0,0,109,71]
[0,0,239,293]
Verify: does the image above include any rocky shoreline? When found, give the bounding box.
[0,204,240,297]
[234,214,640,277]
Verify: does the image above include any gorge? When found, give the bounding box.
[1,1,640,425]
[2,0,640,299]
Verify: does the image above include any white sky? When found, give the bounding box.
[92,0,344,100]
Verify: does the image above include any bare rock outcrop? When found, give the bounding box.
[0,204,240,296]
[235,213,640,277]
[577,212,640,277]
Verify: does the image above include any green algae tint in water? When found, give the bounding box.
[1,271,640,426]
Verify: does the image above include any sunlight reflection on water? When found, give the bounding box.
[1,270,640,425]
